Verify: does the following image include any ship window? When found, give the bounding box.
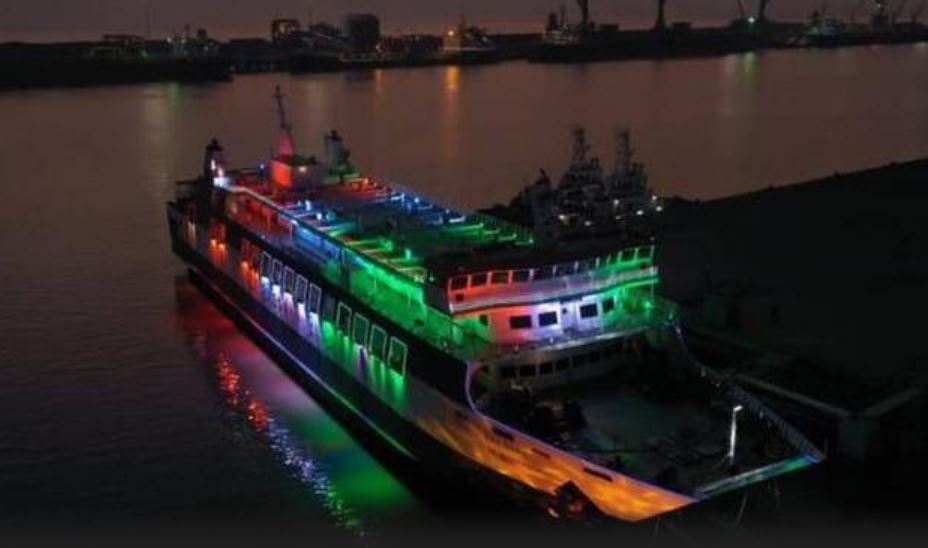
[352,314,370,346]
[500,366,516,380]
[540,362,554,375]
[260,252,272,278]
[272,260,283,284]
[336,303,352,334]
[491,271,510,285]
[555,262,576,276]
[512,269,531,283]
[579,303,599,319]
[478,314,488,327]
[369,325,388,360]
[519,364,536,378]
[450,276,467,291]
[470,273,488,287]
[284,267,295,293]
[573,354,588,367]
[589,350,602,363]
[555,358,569,371]
[637,246,653,260]
[509,315,532,330]
[533,266,553,280]
[538,311,558,327]
[308,284,322,314]
[387,338,408,376]
[249,244,261,268]
[322,295,336,321]
[620,249,634,262]
[295,276,308,303]
[602,297,615,313]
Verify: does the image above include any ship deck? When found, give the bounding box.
[480,360,803,495]
[228,172,535,284]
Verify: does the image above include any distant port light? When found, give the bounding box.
[748,16,756,25]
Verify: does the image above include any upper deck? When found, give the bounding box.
[194,90,668,363]
[219,163,656,308]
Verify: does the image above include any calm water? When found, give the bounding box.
[2,46,928,536]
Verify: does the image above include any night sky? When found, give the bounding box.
[0,1,867,41]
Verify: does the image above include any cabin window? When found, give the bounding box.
[308,284,322,314]
[555,358,569,371]
[491,271,510,285]
[369,325,388,360]
[533,266,553,280]
[589,350,602,363]
[579,303,599,319]
[512,269,531,283]
[518,365,536,378]
[295,276,308,303]
[509,315,532,330]
[450,276,467,291]
[352,314,370,346]
[538,311,558,327]
[637,246,653,260]
[284,267,295,293]
[249,245,261,268]
[573,354,588,367]
[336,303,352,334]
[387,338,408,376]
[470,273,488,287]
[260,252,272,278]
[602,297,615,313]
[500,366,516,379]
[322,295,336,321]
[272,260,283,285]
[620,249,634,262]
[478,315,489,327]
[540,362,554,375]
[555,262,576,276]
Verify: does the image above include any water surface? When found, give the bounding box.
[2,45,927,534]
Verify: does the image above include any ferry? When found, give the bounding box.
[166,88,822,522]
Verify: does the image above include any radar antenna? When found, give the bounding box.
[273,85,295,157]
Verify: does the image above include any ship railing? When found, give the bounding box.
[669,325,826,492]
[448,265,658,314]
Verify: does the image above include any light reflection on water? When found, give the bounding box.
[174,278,419,535]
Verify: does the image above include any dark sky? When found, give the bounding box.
[0,1,873,41]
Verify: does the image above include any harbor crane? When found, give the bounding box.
[892,0,910,24]
[758,0,771,22]
[849,0,867,24]
[655,0,668,30]
[912,0,927,24]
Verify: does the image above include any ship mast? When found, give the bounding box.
[273,85,295,157]
[570,126,591,167]
[614,127,633,179]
